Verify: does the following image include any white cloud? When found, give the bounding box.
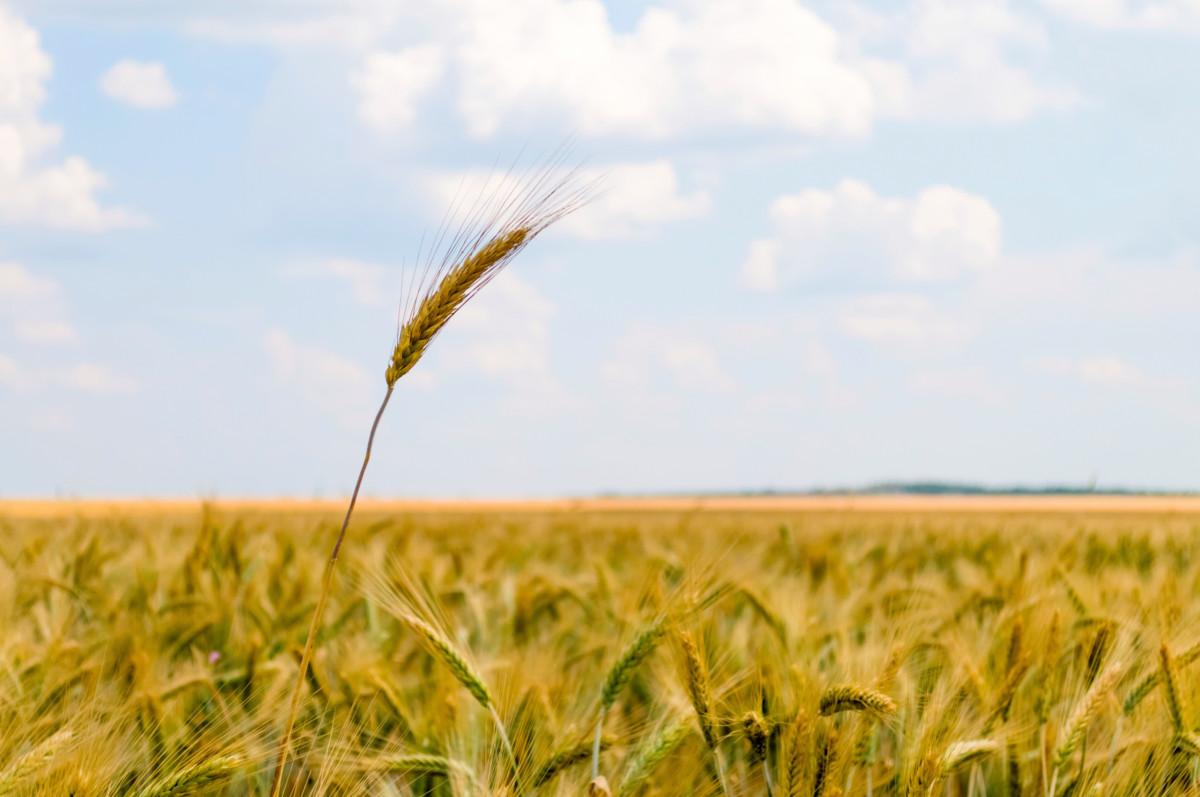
[426,159,708,239]
[974,247,1200,322]
[263,327,374,423]
[0,260,56,298]
[100,59,179,109]
[1041,0,1200,31]
[56,0,1078,138]
[431,271,573,412]
[57,362,137,394]
[907,0,1078,121]
[187,5,408,49]
[0,352,29,389]
[417,0,1074,136]
[450,272,554,382]
[740,240,780,292]
[742,179,1002,291]
[0,262,76,345]
[286,257,391,306]
[446,0,876,139]
[562,161,709,239]
[0,6,145,230]
[910,367,1005,405]
[0,262,129,395]
[0,353,136,394]
[352,45,443,133]
[21,1,1078,138]
[14,318,76,344]
[839,293,972,351]
[337,0,880,140]
[846,0,1080,123]
[603,322,735,393]
[1035,355,1148,387]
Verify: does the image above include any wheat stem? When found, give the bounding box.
[269,387,393,796]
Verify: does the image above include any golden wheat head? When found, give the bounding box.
[386,166,587,387]
[818,684,897,720]
[679,631,716,748]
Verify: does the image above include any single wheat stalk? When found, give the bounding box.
[1126,638,1200,715]
[812,724,837,797]
[601,623,668,710]
[738,585,787,643]
[377,752,475,779]
[938,739,998,776]
[743,711,769,762]
[905,753,939,797]
[618,719,691,797]
[1056,569,1089,617]
[1006,738,1020,797]
[534,736,613,787]
[375,753,478,797]
[593,621,667,778]
[1053,662,1122,771]
[1084,622,1113,685]
[1159,643,1187,734]
[399,611,493,706]
[743,710,775,794]
[679,631,731,797]
[134,754,243,797]
[390,570,519,781]
[983,656,1029,732]
[786,710,810,797]
[1176,732,1200,756]
[0,729,72,796]
[818,685,897,720]
[268,167,583,797]
[1005,616,1024,674]
[680,632,715,747]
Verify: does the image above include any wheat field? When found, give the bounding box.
[1,499,1198,795]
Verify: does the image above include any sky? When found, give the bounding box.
[1,0,1198,498]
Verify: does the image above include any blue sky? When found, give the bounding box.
[1,0,1198,497]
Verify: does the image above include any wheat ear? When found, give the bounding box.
[1176,732,1200,756]
[593,621,667,778]
[379,753,476,778]
[1125,637,1200,714]
[1057,569,1089,617]
[619,719,692,797]
[812,724,837,797]
[984,656,1029,732]
[0,729,72,795]
[818,685,897,720]
[268,168,583,797]
[400,612,493,706]
[134,754,243,797]
[680,632,715,747]
[938,739,998,776]
[1159,643,1187,734]
[786,710,810,797]
[1053,662,1122,770]
[743,710,775,794]
[396,611,518,783]
[535,736,614,787]
[679,631,731,796]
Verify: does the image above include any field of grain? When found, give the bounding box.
[2,500,1199,796]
